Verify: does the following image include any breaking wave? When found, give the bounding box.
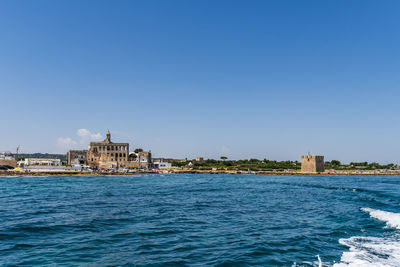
[361,208,400,230]
[334,208,400,266]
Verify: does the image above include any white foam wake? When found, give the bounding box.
[361,208,400,230]
[333,236,400,267]
[334,208,400,266]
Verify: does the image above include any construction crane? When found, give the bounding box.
[16,145,20,160]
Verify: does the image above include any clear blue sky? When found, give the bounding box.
[1,0,400,163]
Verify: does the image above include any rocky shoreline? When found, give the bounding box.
[1,169,400,177]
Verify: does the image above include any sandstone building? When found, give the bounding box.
[127,151,152,168]
[87,131,129,169]
[67,150,88,166]
[301,155,325,173]
[137,151,151,167]
[67,131,153,170]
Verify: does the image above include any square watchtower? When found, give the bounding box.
[301,155,325,173]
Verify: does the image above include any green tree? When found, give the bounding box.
[220,156,228,161]
[249,158,260,163]
[134,148,143,153]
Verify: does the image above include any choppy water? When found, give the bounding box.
[0,174,399,266]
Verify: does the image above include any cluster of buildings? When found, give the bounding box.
[0,132,326,173]
[0,152,63,170]
[67,131,171,170]
[0,131,172,171]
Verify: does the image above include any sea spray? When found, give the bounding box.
[334,208,400,266]
[333,236,400,266]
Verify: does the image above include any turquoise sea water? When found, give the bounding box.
[0,174,399,266]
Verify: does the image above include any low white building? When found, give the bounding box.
[19,158,61,167]
[153,160,172,169]
[0,152,14,160]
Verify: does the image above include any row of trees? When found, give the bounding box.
[173,158,398,171]
[325,160,396,170]
[173,158,301,171]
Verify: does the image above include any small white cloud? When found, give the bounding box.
[77,128,90,137]
[76,128,103,145]
[57,137,77,149]
[77,128,102,140]
[91,133,102,140]
[57,129,103,151]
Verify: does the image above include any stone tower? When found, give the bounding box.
[105,130,111,143]
[301,155,325,173]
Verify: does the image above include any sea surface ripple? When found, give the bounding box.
[0,174,399,266]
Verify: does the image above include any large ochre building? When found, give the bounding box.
[87,131,129,169]
[67,131,152,169]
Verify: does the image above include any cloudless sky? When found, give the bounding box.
[1,0,400,163]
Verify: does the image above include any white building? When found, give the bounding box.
[153,160,172,169]
[19,158,61,167]
[0,152,14,160]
